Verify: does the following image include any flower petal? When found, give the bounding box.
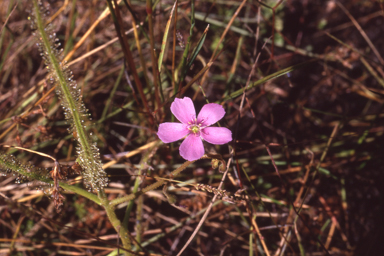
[197,103,225,126]
[157,122,189,143]
[170,97,196,124]
[201,127,232,145]
[179,134,205,161]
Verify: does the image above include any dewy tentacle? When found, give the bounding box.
[30,0,107,191]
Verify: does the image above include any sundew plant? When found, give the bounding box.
[1,0,384,255]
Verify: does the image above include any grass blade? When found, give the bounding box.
[158,1,177,72]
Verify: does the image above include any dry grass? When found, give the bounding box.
[1,0,384,255]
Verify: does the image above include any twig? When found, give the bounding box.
[336,1,384,65]
[176,156,233,255]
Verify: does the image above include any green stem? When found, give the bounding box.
[99,190,132,256]
[176,0,195,93]
[146,0,163,111]
[60,182,101,204]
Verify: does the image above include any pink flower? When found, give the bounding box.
[158,97,232,161]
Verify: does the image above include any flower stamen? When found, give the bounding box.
[190,125,200,134]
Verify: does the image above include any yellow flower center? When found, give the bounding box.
[190,125,200,134]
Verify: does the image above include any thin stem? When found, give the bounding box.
[110,158,199,207]
[60,182,101,204]
[146,0,162,113]
[107,0,154,125]
[176,156,232,255]
[99,190,132,256]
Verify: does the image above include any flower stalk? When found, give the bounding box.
[110,158,199,207]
